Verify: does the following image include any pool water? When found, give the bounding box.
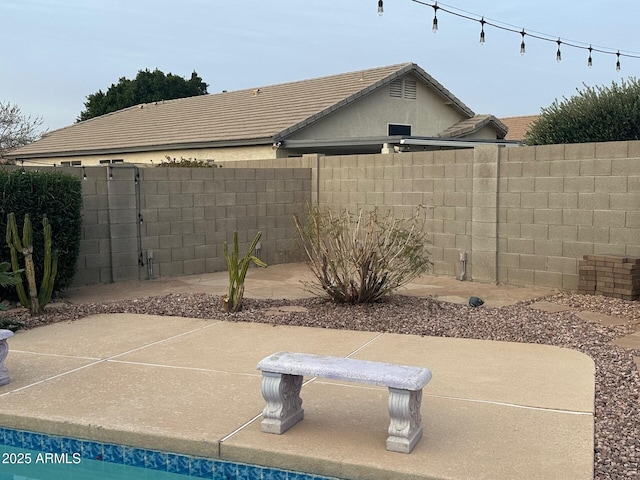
[0,427,336,480]
[1,444,189,480]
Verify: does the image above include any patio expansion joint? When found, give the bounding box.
[0,321,226,398]
[425,393,594,416]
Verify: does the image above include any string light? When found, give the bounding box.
[432,2,439,33]
[82,166,87,180]
[406,0,640,71]
[377,0,383,16]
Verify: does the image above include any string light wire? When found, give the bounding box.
[400,0,640,69]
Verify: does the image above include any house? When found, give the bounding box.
[7,63,512,166]
[500,115,539,143]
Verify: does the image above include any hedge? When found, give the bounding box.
[0,168,82,294]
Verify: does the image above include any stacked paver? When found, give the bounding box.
[578,254,640,301]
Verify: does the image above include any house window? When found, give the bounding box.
[99,159,124,164]
[388,124,412,136]
[61,161,82,166]
[389,79,417,100]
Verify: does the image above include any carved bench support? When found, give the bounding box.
[260,372,304,434]
[387,387,423,453]
[0,330,15,387]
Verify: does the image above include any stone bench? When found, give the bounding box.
[0,329,15,387]
[256,351,432,453]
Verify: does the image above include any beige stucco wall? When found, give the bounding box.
[286,73,467,141]
[20,144,278,166]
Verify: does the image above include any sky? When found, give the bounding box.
[2,0,639,133]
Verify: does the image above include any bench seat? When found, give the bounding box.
[257,351,432,453]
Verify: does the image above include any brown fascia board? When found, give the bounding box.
[274,63,477,141]
[5,137,275,160]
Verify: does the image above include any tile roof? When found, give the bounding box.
[438,114,507,139]
[10,63,479,159]
[501,115,539,141]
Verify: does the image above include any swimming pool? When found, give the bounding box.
[0,427,338,480]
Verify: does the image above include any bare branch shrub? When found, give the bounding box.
[294,205,432,303]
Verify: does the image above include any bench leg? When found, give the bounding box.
[386,388,423,453]
[0,338,10,387]
[260,371,304,434]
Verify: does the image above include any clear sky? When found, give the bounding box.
[2,0,639,132]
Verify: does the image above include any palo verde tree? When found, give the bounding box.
[78,69,208,121]
[524,78,640,145]
[0,101,45,161]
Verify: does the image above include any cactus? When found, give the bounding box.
[222,231,267,313]
[6,213,58,316]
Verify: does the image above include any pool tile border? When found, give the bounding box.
[0,426,337,480]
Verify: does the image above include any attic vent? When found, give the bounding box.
[389,79,403,98]
[404,80,417,99]
[389,78,417,100]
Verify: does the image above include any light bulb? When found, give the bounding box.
[432,3,439,33]
[588,46,593,68]
[556,39,562,63]
[520,30,526,55]
[616,51,621,71]
[377,0,383,16]
[479,18,485,44]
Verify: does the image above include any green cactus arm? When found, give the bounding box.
[38,216,56,306]
[6,214,30,308]
[22,214,32,251]
[39,250,57,306]
[250,256,268,268]
[6,213,23,252]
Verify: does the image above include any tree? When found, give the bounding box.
[78,69,208,121]
[524,78,640,145]
[0,102,45,160]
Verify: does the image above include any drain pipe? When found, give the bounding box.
[147,250,154,279]
[459,251,467,281]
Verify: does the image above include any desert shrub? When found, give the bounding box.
[294,205,432,304]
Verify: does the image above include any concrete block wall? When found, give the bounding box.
[314,150,474,277]
[74,166,311,286]
[498,141,640,290]
[72,140,640,291]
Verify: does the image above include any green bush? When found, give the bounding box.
[294,205,432,304]
[159,155,219,168]
[0,168,82,295]
[525,78,640,145]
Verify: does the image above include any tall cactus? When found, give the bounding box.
[6,213,58,316]
[223,231,267,312]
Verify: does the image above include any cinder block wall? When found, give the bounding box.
[314,150,474,278]
[498,141,640,290]
[74,166,311,286]
[71,140,640,290]
[286,142,640,291]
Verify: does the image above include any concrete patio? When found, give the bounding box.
[0,265,597,479]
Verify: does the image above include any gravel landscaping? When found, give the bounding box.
[2,292,639,480]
